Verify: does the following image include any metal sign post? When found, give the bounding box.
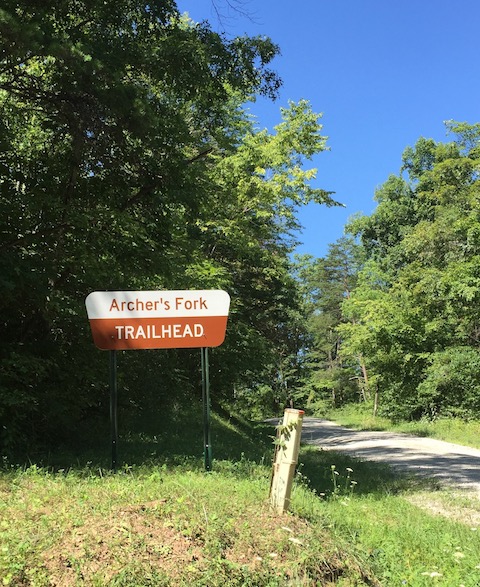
[201,347,212,471]
[109,350,118,471]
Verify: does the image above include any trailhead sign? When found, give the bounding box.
[85,290,231,350]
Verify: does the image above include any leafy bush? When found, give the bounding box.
[417,346,480,418]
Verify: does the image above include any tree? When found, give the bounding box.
[202,100,335,416]
[0,2,335,451]
[292,237,364,410]
[341,123,480,420]
[0,0,280,449]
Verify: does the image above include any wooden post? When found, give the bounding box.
[270,409,304,514]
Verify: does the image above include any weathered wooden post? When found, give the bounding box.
[270,409,304,514]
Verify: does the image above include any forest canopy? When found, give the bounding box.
[0,0,334,452]
[2,1,480,456]
[302,122,480,421]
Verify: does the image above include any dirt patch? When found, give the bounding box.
[39,499,371,586]
[41,501,297,584]
[42,501,204,586]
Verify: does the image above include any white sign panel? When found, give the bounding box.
[85,290,230,350]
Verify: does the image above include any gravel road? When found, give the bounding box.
[300,418,480,493]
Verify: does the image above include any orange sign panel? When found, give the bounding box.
[85,290,230,350]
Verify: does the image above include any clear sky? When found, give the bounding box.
[177,0,480,258]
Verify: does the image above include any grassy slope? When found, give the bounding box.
[0,407,375,586]
[1,405,480,585]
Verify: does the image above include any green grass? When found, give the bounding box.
[318,492,480,586]
[293,446,480,586]
[322,403,480,449]
[0,463,374,585]
[2,404,480,585]
[0,407,374,586]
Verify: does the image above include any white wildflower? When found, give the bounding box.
[288,537,303,545]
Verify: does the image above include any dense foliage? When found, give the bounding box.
[6,2,477,452]
[306,122,480,421]
[0,1,334,452]
[292,238,365,410]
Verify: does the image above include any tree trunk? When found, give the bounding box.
[358,355,370,400]
[373,385,379,417]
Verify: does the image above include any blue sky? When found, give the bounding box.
[177,0,480,258]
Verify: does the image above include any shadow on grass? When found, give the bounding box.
[4,406,435,499]
[3,403,276,474]
[297,445,438,498]
[118,412,273,468]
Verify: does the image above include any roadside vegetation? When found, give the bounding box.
[2,406,480,586]
[0,408,373,586]
[2,3,480,584]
